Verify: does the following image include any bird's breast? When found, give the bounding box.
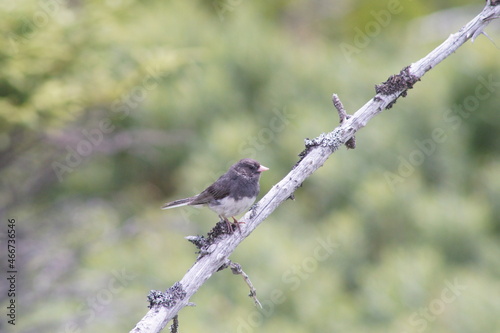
[208,195,256,217]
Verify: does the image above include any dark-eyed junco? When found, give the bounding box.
[162,158,269,231]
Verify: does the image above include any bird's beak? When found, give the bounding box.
[258,165,269,172]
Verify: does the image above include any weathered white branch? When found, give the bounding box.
[130,3,500,332]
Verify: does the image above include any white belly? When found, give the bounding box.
[208,196,255,218]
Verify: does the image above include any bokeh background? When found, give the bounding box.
[1,1,500,332]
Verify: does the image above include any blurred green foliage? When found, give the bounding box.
[1,0,500,332]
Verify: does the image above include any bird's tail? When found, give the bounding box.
[161,197,195,210]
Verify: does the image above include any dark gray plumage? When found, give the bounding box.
[162,158,269,231]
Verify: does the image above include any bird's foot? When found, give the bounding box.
[221,217,235,233]
[220,217,245,233]
[231,217,245,233]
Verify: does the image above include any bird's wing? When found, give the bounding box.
[189,175,231,205]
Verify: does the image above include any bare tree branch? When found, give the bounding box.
[130,3,500,332]
[226,260,262,308]
[332,94,356,149]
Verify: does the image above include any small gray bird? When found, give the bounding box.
[162,158,269,231]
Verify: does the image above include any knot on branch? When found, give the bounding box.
[186,219,234,256]
[148,282,187,309]
[375,66,420,109]
[298,93,357,163]
[249,202,259,219]
[332,94,356,149]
